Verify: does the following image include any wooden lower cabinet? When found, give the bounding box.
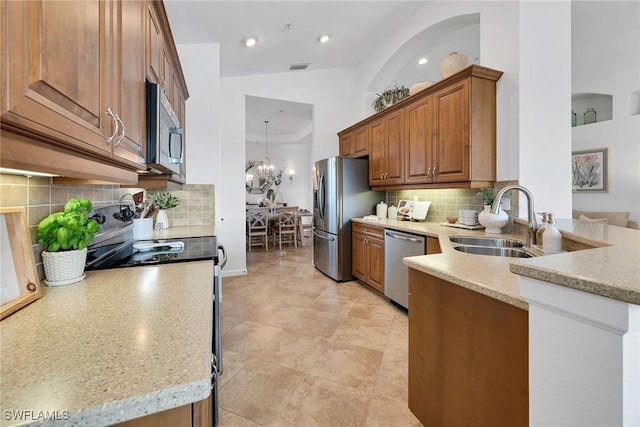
[408,268,528,427]
[115,395,210,427]
[352,223,384,293]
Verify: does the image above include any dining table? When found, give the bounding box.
[246,207,312,248]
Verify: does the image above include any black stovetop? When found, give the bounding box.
[86,236,218,270]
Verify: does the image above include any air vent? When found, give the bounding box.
[289,63,310,71]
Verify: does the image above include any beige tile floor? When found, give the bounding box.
[218,243,423,426]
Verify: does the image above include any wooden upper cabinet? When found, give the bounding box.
[338,124,368,158]
[432,80,469,183]
[385,109,404,184]
[352,125,369,157]
[1,0,146,170]
[1,0,111,157]
[368,111,403,186]
[146,2,162,82]
[339,65,502,190]
[368,119,385,185]
[405,96,434,184]
[339,132,354,156]
[112,0,146,166]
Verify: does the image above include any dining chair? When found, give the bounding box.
[273,207,298,250]
[297,214,313,246]
[246,208,269,252]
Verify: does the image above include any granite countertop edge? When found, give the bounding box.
[352,217,640,308]
[64,380,211,427]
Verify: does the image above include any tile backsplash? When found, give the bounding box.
[386,181,520,224]
[0,174,214,279]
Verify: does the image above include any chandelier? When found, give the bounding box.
[254,120,274,181]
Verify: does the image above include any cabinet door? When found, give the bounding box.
[384,109,404,185]
[146,3,162,82]
[353,125,369,157]
[432,80,470,182]
[113,0,146,167]
[368,119,385,185]
[405,96,434,184]
[367,237,385,293]
[2,0,112,157]
[339,133,353,156]
[426,236,441,254]
[352,232,367,281]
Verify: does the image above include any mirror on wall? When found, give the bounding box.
[245,161,272,194]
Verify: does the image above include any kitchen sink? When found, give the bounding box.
[449,236,524,248]
[453,245,533,258]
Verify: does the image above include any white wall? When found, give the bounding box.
[518,1,573,218]
[218,68,358,274]
[571,1,640,224]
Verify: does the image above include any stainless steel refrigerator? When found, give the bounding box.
[313,156,383,281]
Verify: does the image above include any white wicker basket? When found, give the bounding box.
[42,247,87,286]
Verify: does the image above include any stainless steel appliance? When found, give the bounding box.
[145,80,184,175]
[313,157,382,281]
[86,204,225,426]
[384,229,425,310]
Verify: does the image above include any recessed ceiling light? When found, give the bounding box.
[317,34,330,44]
[417,57,428,65]
[241,37,258,47]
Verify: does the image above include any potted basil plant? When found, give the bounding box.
[37,198,100,286]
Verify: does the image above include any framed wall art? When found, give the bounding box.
[572,148,608,192]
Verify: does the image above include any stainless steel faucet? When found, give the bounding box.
[491,185,538,247]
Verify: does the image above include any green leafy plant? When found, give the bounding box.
[37,198,100,252]
[477,187,511,205]
[150,192,179,210]
[272,167,285,187]
[372,83,410,112]
[476,187,496,205]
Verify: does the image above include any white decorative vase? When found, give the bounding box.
[156,209,170,229]
[42,247,87,286]
[478,206,509,234]
[440,52,468,78]
[275,186,284,203]
[409,79,436,96]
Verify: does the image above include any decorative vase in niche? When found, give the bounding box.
[156,209,170,229]
[440,52,468,79]
[409,79,436,96]
[478,206,509,234]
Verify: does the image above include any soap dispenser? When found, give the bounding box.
[542,213,562,253]
[536,212,548,248]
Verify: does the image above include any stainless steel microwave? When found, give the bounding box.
[145,80,183,175]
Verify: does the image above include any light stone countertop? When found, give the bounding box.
[353,218,530,310]
[0,260,213,426]
[352,217,640,309]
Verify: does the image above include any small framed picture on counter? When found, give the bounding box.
[396,200,414,220]
[572,148,608,192]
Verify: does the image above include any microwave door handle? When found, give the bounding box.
[168,127,184,164]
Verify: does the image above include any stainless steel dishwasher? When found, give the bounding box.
[384,229,425,310]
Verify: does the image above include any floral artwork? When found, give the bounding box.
[572,148,608,192]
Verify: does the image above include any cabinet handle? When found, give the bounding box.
[427,167,432,177]
[114,114,126,147]
[433,166,437,176]
[105,107,119,145]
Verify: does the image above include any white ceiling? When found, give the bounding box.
[163,1,479,142]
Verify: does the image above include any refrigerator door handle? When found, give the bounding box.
[313,229,335,241]
[318,173,325,221]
